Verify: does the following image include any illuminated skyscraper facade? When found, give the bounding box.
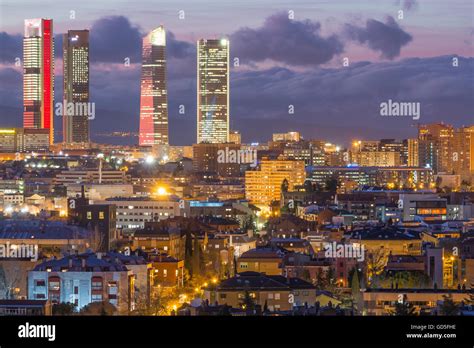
[63,30,90,144]
[23,18,54,144]
[139,26,169,146]
[197,38,229,144]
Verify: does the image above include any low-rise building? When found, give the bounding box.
[28,252,137,313]
[205,271,316,311]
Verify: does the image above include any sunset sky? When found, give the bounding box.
[0,0,473,145]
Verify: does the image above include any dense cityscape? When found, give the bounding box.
[0,3,473,324]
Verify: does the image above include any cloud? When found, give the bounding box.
[231,12,344,66]
[89,16,143,63]
[344,16,412,59]
[0,32,22,63]
[395,0,418,11]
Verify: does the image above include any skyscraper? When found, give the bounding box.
[23,18,54,144]
[139,26,169,146]
[418,123,454,173]
[197,38,229,144]
[63,30,90,144]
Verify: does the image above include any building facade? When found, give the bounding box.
[23,19,54,144]
[139,26,169,146]
[197,38,229,144]
[63,30,90,144]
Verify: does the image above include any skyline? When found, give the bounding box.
[0,1,473,146]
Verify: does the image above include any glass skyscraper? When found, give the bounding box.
[139,26,169,146]
[63,30,90,144]
[197,38,229,144]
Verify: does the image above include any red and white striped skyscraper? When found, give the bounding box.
[23,18,54,144]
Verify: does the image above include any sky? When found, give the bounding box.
[0,0,473,146]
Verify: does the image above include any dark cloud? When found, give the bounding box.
[89,16,142,63]
[167,31,194,59]
[344,16,412,59]
[231,12,344,66]
[0,32,22,63]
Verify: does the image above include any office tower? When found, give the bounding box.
[418,136,439,172]
[418,123,454,173]
[407,138,419,167]
[452,126,474,180]
[23,18,54,144]
[197,38,229,144]
[63,30,90,144]
[139,26,169,146]
[380,139,408,165]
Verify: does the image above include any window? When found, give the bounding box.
[99,212,105,219]
[49,281,60,291]
[91,294,103,302]
[275,293,280,300]
[219,293,227,299]
[268,293,274,299]
[35,280,46,287]
[92,281,103,291]
[239,263,248,269]
[87,211,92,219]
[163,269,167,277]
[108,283,118,299]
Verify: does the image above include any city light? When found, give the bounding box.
[145,155,155,164]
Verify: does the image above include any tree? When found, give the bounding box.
[304,180,314,193]
[464,284,474,305]
[184,228,193,274]
[325,178,338,193]
[350,268,362,314]
[242,215,256,233]
[0,264,21,299]
[192,234,203,277]
[315,269,326,290]
[80,301,116,316]
[281,178,289,193]
[390,295,416,316]
[439,294,460,316]
[240,289,256,315]
[366,248,389,286]
[52,302,77,315]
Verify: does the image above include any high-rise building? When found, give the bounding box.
[452,126,474,181]
[23,19,54,144]
[418,123,454,173]
[407,138,419,167]
[197,38,229,144]
[63,30,90,144]
[139,26,169,146]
